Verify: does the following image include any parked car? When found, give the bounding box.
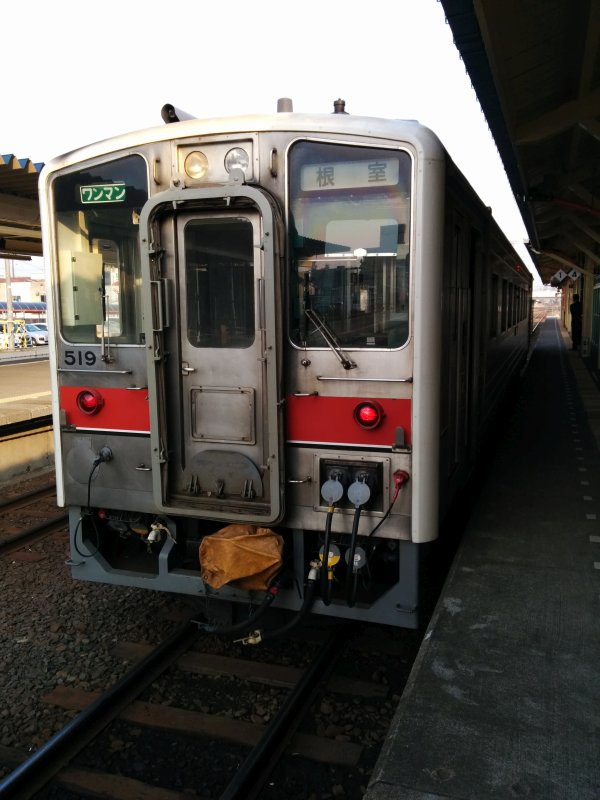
[0,322,33,348]
[25,324,49,345]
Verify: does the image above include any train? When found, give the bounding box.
[39,99,532,632]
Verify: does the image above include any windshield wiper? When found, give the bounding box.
[304,307,357,370]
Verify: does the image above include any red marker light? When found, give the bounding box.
[76,388,104,415]
[354,400,384,429]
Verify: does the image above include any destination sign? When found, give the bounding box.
[301,158,399,191]
[80,183,126,204]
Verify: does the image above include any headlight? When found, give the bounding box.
[224,147,250,175]
[184,151,209,180]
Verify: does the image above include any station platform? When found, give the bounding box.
[0,348,51,426]
[0,350,53,486]
[0,344,48,364]
[364,316,600,800]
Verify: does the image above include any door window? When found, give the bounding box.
[184,218,255,349]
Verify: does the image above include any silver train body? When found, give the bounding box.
[39,101,532,629]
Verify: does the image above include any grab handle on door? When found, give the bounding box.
[150,279,170,331]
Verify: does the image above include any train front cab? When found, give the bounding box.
[135,136,440,628]
[42,117,516,631]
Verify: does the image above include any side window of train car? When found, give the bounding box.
[490,274,499,337]
[288,140,412,350]
[52,155,148,345]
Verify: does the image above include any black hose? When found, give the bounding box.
[365,473,409,558]
[86,461,100,511]
[195,576,285,636]
[348,565,360,609]
[346,506,362,607]
[365,497,395,552]
[73,460,103,559]
[321,509,334,605]
[258,577,317,642]
[73,513,100,559]
[72,456,106,559]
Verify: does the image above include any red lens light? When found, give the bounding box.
[359,406,378,424]
[354,401,384,429]
[76,389,104,415]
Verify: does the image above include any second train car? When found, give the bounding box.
[39,99,532,630]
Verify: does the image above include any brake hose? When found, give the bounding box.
[194,572,287,636]
[321,507,334,605]
[346,505,362,607]
[365,470,410,557]
[258,568,319,641]
[345,479,371,608]
[236,560,321,645]
[319,477,343,605]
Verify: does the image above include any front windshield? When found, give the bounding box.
[52,154,148,344]
[288,140,411,350]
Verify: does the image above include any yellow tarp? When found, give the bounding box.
[200,524,284,590]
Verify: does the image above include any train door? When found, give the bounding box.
[141,187,284,524]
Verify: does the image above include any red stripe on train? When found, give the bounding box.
[286,395,411,447]
[59,386,150,432]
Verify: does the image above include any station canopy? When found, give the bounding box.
[0,154,44,260]
[0,301,46,314]
[439,0,600,287]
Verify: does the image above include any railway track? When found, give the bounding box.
[0,479,67,555]
[0,482,56,514]
[532,306,551,331]
[0,621,200,800]
[0,411,54,489]
[0,471,425,799]
[0,619,410,800]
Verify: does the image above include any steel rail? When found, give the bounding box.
[0,483,56,511]
[219,623,354,800]
[0,513,68,554]
[0,621,199,800]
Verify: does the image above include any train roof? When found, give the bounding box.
[40,105,445,177]
[38,101,530,281]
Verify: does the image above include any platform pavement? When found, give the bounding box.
[364,316,600,800]
[0,348,51,426]
[0,344,49,364]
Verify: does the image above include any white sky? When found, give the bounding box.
[2,0,541,285]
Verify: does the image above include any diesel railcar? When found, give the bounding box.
[39,99,532,630]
